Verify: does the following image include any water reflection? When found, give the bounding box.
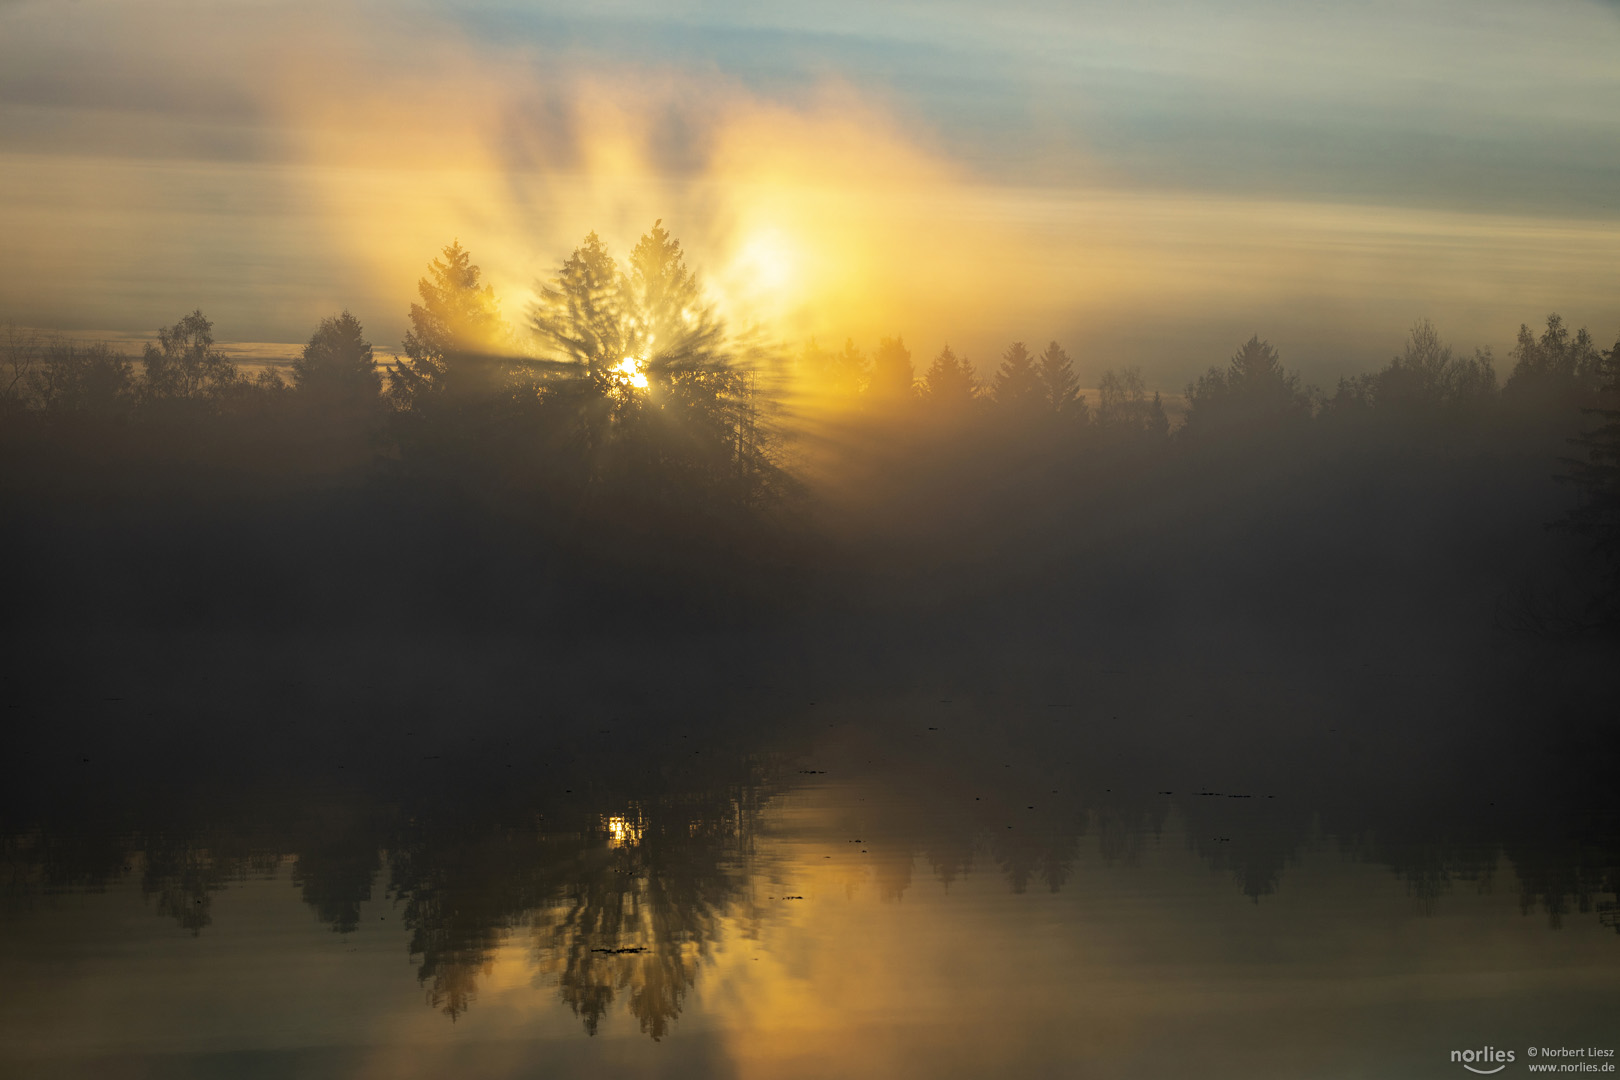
[4,713,1616,1051]
[387,788,768,1034]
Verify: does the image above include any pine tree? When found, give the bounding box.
[1037,340,1081,415]
[531,223,786,506]
[533,231,632,417]
[922,345,979,408]
[868,336,915,402]
[991,341,1042,410]
[1181,335,1311,439]
[797,338,869,398]
[388,242,508,410]
[294,311,380,404]
[627,219,724,372]
[831,338,870,397]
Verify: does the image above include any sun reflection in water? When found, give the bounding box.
[605,811,645,848]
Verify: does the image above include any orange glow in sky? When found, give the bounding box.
[0,0,1617,390]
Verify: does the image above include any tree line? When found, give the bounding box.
[1,223,789,515]
[2,222,1617,624]
[797,312,1612,438]
[3,224,1612,469]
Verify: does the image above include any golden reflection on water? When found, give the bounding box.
[603,812,644,849]
[364,775,1616,1078]
[1,753,1617,1079]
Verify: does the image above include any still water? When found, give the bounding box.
[3,660,1617,1079]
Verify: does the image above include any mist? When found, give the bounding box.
[4,3,1620,1076]
[4,0,1620,384]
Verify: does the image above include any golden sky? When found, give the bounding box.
[1,0,1618,385]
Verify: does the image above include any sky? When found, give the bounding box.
[1,0,1618,386]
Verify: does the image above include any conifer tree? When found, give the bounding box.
[991,341,1042,410]
[388,242,508,410]
[922,345,979,407]
[1037,340,1081,415]
[1181,335,1311,439]
[294,311,380,404]
[868,336,916,402]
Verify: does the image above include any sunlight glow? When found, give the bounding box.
[249,30,1620,417]
[605,813,644,848]
[615,355,649,390]
[733,227,796,297]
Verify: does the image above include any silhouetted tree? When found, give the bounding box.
[991,341,1042,411]
[33,342,136,418]
[626,220,767,498]
[796,337,871,400]
[531,223,787,506]
[1507,313,1604,402]
[1559,331,1620,624]
[1,324,41,413]
[531,231,627,384]
[626,220,726,369]
[240,366,290,400]
[293,311,381,405]
[1096,366,1168,441]
[1149,392,1169,439]
[388,242,509,411]
[141,310,238,405]
[1037,340,1082,417]
[1181,335,1311,440]
[922,345,979,409]
[826,338,870,397]
[1327,319,1496,416]
[835,338,870,396]
[867,335,915,402]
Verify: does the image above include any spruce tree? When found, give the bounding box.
[923,345,979,408]
[388,242,508,410]
[1037,340,1081,415]
[294,311,380,404]
[868,336,915,402]
[992,341,1043,411]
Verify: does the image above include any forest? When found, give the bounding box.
[4,223,1618,1045]
[1,221,1617,652]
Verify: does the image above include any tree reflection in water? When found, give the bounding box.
[387,789,763,1035]
[2,707,1617,1040]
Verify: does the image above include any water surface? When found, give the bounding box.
[3,644,1617,1078]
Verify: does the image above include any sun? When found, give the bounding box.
[614,355,649,390]
[731,227,798,302]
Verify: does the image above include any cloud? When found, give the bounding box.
[0,0,1617,384]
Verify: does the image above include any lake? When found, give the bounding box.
[3,637,1615,1078]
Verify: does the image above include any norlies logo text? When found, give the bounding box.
[1454,1047,1517,1074]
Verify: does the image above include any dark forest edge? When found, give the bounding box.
[2,223,1618,635]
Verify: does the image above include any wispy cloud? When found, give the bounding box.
[1,0,1617,382]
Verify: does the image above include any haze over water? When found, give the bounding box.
[3,1,1619,1078]
[2,622,1616,1078]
